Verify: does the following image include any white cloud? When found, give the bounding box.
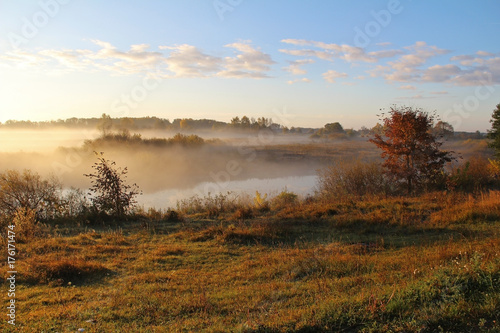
[395,94,428,100]
[367,65,391,78]
[450,54,474,62]
[1,39,498,87]
[87,40,165,74]
[0,50,49,69]
[0,40,275,79]
[161,44,221,77]
[365,41,499,86]
[367,44,498,86]
[281,39,310,46]
[399,85,416,90]
[382,41,451,82]
[280,39,403,63]
[287,78,311,84]
[283,59,314,75]
[422,64,461,82]
[477,50,494,57]
[218,42,275,78]
[279,48,333,61]
[430,91,449,95]
[448,54,500,85]
[451,69,496,86]
[280,39,402,63]
[369,49,404,59]
[322,70,347,83]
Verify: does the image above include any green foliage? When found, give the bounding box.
[487,103,500,159]
[84,152,141,217]
[312,122,349,140]
[324,122,344,134]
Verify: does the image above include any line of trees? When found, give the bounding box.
[1,113,486,140]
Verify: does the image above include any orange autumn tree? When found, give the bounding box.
[369,106,454,194]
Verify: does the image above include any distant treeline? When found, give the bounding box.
[0,115,290,131]
[0,114,486,140]
[82,132,212,149]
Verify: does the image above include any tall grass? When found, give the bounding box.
[5,192,498,332]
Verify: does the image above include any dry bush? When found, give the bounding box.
[270,189,298,211]
[11,207,48,242]
[137,207,182,222]
[317,160,391,199]
[253,191,270,212]
[232,206,253,220]
[0,169,61,219]
[447,156,499,192]
[177,192,240,218]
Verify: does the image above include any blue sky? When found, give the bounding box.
[0,0,499,131]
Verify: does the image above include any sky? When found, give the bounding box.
[0,0,499,131]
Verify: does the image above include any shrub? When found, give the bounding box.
[271,189,298,210]
[58,187,90,218]
[447,156,498,192]
[11,207,47,242]
[165,209,182,222]
[84,152,141,217]
[232,206,253,220]
[253,191,270,212]
[0,169,61,219]
[317,160,391,199]
[177,192,239,218]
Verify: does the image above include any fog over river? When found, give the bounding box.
[0,128,323,209]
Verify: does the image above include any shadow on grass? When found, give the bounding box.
[21,258,113,286]
[181,217,467,250]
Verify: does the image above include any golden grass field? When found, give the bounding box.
[1,190,499,332]
[0,137,498,332]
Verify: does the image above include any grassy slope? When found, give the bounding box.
[1,192,499,332]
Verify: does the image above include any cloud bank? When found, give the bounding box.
[1,39,498,86]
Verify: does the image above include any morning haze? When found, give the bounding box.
[0,1,499,332]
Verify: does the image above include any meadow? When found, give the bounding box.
[1,190,499,332]
[0,130,499,332]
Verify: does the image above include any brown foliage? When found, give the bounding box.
[370,106,454,194]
